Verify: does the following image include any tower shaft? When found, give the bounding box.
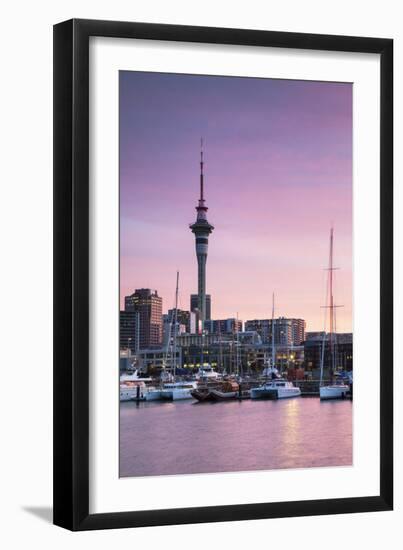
[189,141,214,323]
[197,252,207,320]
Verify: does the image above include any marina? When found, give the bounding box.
[120,373,352,402]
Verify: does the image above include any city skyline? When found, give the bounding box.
[120,71,352,332]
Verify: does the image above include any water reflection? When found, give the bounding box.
[120,398,352,477]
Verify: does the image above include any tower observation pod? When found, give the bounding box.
[189,140,214,323]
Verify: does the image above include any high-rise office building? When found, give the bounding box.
[124,288,163,349]
[119,311,137,353]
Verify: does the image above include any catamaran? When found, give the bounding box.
[319,228,350,400]
[250,376,302,400]
[251,293,301,400]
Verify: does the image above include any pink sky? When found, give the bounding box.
[120,72,352,332]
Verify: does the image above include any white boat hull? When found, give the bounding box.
[145,389,163,401]
[320,385,350,400]
[251,387,301,399]
[120,390,136,402]
[120,385,147,402]
[119,382,147,401]
[277,388,301,399]
[160,388,194,400]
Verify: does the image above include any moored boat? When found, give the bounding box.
[144,387,163,401]
[191,380,240,402]
[250,378,301,399]
[195,365,220,381]
[251,293,301,400]
[160,381,198,400]
[120,369,153,383]
[209,380,239,400]
[319,383,350,400]
[190,387,214,402]
[119,380,147,401]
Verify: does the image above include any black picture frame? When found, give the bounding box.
[53,18,393,531]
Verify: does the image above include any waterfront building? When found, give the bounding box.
[190,294,211,322]
[162,314,186,346]
[124,288,163,349]
[137,347,181,374]
[119,311,138,353]
[119,348,138,372]
[176,330,260,349]
[244,319,271,343]
[305,331,326,341]
[189,310,197,333]
[176,332,228,348]
[247,343,304,371]
[167,308,192,332]
[237,331,262,346]
[334,333,353,344]
[305,332,352,345]
[274,344,305,371]
[304,336,353,375]
[189,141,214,323]
[204,318,242,335]
[177,337,302,375]
[179,338,256,374]
[245,317,306,345]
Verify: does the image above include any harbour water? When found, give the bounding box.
[120,398,352,478]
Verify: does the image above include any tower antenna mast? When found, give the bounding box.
[200,137,204,202]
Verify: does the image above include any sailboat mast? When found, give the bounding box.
[329,228,335,380]
[236,312,240,376]
[320,229,331,387]
[218,319,223,373]
[172,271,179,378]
[271,292,276,370]
[321,227,342,383]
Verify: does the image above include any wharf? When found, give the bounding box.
[295,380,322,396]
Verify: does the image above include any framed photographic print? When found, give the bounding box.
[53,19,393,530]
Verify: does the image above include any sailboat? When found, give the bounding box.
[160,271,197,400]
[251,293,301,399]
[319,228,350,400]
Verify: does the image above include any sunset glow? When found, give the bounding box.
[120,71,352,332]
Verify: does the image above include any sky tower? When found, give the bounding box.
[190,140,214,323]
